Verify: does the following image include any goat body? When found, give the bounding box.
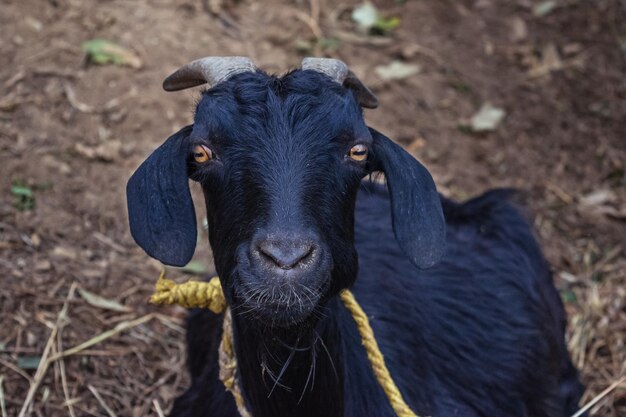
[170,186,584,417]
[125,59,585,417]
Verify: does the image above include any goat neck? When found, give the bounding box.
[232,298,345,417]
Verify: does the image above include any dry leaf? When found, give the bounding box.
[75,140,122,162]
[528,44,562,78]
[52,246,78,260]
[352,3,378,31]
[533,1,558,17]
[78,288,132,313]
[82,39,142,69]
[375,61,420,80]
[470,103,506,132]
[579,190,616,207]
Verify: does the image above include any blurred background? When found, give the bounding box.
[1,0,624,416]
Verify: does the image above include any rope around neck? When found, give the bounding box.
[151,271,420,417]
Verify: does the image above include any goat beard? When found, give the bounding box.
[227,269,332,330]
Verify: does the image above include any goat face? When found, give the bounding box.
[191,70,373,327]
[127,58,446,329]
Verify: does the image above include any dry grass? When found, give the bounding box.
[0,267,189,417]
[565,245,626,415]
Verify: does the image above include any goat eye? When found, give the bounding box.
[193,145,213,163]
[348,144,368,162]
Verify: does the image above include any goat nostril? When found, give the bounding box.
[257,241,315,270]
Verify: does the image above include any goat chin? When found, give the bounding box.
[231,269,330,328]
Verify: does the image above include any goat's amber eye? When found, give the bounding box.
[193,145,213,163]
[348,144,368,162]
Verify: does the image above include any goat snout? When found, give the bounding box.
[235,231,331,327]
[251,234,319,272]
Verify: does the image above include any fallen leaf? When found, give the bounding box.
[17,356,41,370]
[528,43,562,78]
[52,246,78,260]
[0,95,22,112]
[11,183,35,211]
[352,3,378,31]
[560,289,577,304]
[11,184,33,198]
[82,39,142,69]
[375,61,420,80]
[510,17,527,42]
[373,16,400,33]
[579,190,616,207]
[533,1,558,17]
[35,260,51,272]
[30,233,41,247]
[177,260,209,275]
[206,0,223,15]
[603,207,626,221]
[470,103,506,132]
[24,16,43,32]
[75,140,122,162]
[78,288,132,313]
[577,189,626,221]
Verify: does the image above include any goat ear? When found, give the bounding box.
[369,128,445,269]
[126,125,197,267]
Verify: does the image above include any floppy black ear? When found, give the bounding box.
[370,128,445,269]
[126,125,196,267]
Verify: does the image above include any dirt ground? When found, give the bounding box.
[1,0,624,416]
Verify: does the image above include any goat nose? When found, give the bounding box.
[256,239,315,270]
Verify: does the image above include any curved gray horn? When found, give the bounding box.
[302,57,378,109]
[163,56,256,92]
[302,57,349,84]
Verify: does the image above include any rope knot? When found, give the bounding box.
[150,271,227,314]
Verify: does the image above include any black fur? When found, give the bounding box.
[126,68,585,417]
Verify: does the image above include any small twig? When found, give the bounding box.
[0,375,7,417]
[0,358,34,384]
[292,9,323,39]
[49,314,155,361]
[310,0,321,38]
[154,313,186,334]
[545,181,574,205]
[152,399,166,417]
[3,70,26,89]
[93,232,126,253]
[63,82,96,113]
[142,368,178,395]
[333,30,393,46]
[571,375,626,417]
[57,332,76,417]
[32,68,79,79]
[18,283,77,417]
[63,82,136,114]
[88,385,118,417]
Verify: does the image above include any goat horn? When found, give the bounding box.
[163,56,256,92]
[302,57,379,109]
[301,57,350,84]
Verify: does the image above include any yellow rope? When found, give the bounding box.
[151,272,419,417]
[339,290,418,417]
[218,309,252,417]
[150,271,226,313]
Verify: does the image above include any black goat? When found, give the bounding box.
[126,57,585,417]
